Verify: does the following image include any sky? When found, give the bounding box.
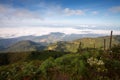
[0,0,120,38]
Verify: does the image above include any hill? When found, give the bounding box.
[0,32,104,50]
[5,40,45,52]
[1,35,120,53]
[47,35,120,52]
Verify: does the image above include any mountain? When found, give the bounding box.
[0,38,19,50]
[0,32,65,50]
[47,35,120,52]
[1,34,119,53]
[63,33,104,41]
[32,32,65,43]
[0,32,107,50]
[5,40,45,52]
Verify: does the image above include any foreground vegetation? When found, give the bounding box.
[0,44,120,80]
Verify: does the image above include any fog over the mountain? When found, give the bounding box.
[0,26,120,38]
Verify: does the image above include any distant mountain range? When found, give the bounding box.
[0,32,105,50]
[0,34,119,52]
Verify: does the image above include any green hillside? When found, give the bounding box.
[47,35,120,52]
[6,40,45,52]
[0,44,120,80]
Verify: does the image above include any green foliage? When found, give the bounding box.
[104,59,120,80]
[110,44,120,60]
[47,36,120,53]
[54,54,90,79]
[0,44,120,80]
[40,57,55,75]
[0,50,67,65]
[28,51,67,61]
[0,53,8,66]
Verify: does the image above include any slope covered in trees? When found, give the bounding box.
[0,34,120,80]
[47,35,120,52]
[0,44,120,80]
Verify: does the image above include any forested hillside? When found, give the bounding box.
[47,35,120,52]
[0,35,120,80]
[0,44,120,80]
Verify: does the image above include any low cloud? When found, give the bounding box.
[0,27,120,38]
[64,8,84,16]
[0,27,81,38]
[109,6,120,13]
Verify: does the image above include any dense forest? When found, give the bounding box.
[0,43,120,80]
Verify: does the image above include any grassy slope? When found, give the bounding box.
[47,35,120,52]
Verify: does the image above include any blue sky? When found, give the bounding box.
[0,0,120,37]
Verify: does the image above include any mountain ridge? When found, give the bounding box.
[0,32,106,50]
[5,40,45,52]
[47,35,120,52]
[0,35,119,53]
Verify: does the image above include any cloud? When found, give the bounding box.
[0,4,86,27]
[0,27,120,38]
[109,6,120,13]
[0,4,43,27]
[91,11,99,15]
[36,3,84,16]
[0,3,119,28]
[0,5,42,19]
[0,27,81,38]
[64,8,84,16]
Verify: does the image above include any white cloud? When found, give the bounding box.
[0,27,81,38]
[0,4,43,27]
[0,3,119,28]
[36,3,85,16]
[0,27,120,38]
[0,4,85,27]
[87,29,120,35]
[64,8,84,16]
[109,6,120,13]
[0,5,42,19]
[92,11,99,15]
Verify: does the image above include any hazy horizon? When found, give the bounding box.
[0,0,120,38]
